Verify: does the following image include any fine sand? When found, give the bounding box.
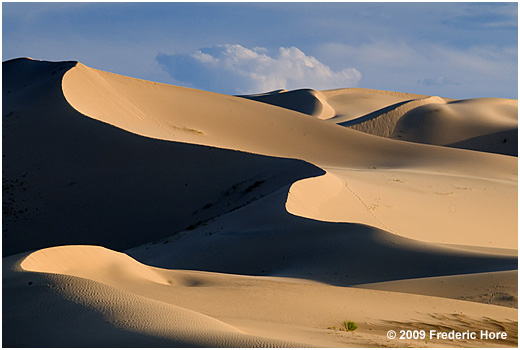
[3,58,517,347]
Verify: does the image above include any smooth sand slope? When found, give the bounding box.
[61,61,517,249]
[3,58,322,256]
[285,166,516,249]
[244,88,517,156]
[3,245,515,347]
[62,62,516,178]
[3,58,518,347]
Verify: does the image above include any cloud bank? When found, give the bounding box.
[157,44,361,94]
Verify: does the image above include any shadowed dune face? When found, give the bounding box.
[8,245,517,347]
[61,62,517,179]
[446,129,518,156]
[7,251,302,348]
[127,186,516,287]
[3,58,322,256]
[3,58,517,347]
[242,86,518,157]
[391,99,518,156]
[285,167,517,250]
[239,88,335,120]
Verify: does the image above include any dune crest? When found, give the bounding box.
[62,62,517,177]
[391,98,518,155]
[21,245,170,285]
[60,60,518,252]
[3,58,517,347]
[10,248,301,347]
[343,96,447,136]
[240,88,336,120]
[286,167,517,249]
[245,85,518,156]
[11,245,517,347]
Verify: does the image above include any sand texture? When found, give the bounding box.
[3,58,517,347]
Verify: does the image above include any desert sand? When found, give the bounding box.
[3,57,518,347]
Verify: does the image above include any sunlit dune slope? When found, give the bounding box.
[243,87,517,156]
[4,245,516,347]
[128,185,516,286]
[59,61,517,249]
[3,58,321,256]
[2,58,518,348]
[62,62,516,179]
[6,249,301,347]
[4,58,516,254]
[391,98,518,156]
[241,87,430,124]
[286,166,517,249]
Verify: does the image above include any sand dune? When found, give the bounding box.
[6,245,516,347]
[61,61,516,178]
[3,58,321,256]
[244,87,517,156]
[343,96,448,136]
[7,250,300,347]
[286,167,517,249]
[241,87,431,124]
[356,270,518,309]
[3,58,517,347]
[391,98,518,156]
[127,185,516,286]
[240,88,336,120]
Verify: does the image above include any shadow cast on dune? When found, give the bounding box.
[446,129,518,156]
[239,88,328,117]
[339,100,412,128]
[5,57,516,287]
[128,185,517,287]
[4,253,301,348]
[2,58,517,348]
[3,272,199,348]
[3,58,322,257]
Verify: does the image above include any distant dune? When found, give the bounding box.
[242,87,517,156]
[3,58,517,347]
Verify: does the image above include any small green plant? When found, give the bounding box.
[341,320,358,332]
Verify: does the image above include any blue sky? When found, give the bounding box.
[2,2,518,99]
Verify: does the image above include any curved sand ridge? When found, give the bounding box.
[343,96,448,137]
[3,59,517,347]
[14,245,517,347]
[285,167,517,249]
[62,62,516,179]
[20,245,170,285]
[60,62,517,249]
[3,58,322,256]
[322,88,432,124]
[246,86,517,156]
[242,87,432,124]
[240,88,336,120]
[391,98,518,156]
[11,247,300,347]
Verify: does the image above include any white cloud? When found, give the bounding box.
[156,44,361,94]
